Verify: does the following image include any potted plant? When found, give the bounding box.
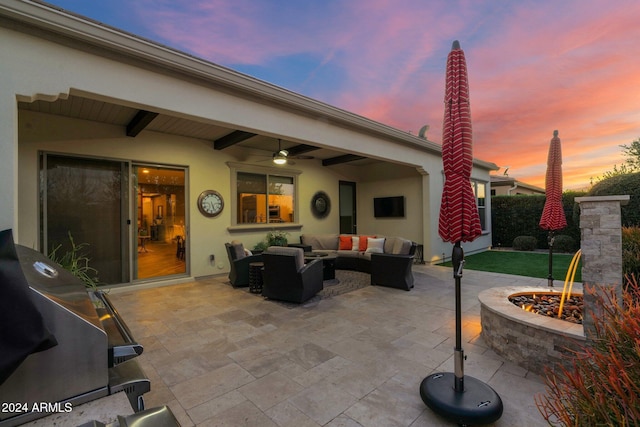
[266,230,289,247]
[253,230,289,253]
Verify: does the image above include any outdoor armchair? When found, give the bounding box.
[370,251,415,291]
[225,241,262,287]
[262,246,323,303]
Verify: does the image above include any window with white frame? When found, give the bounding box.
[230,164,299,225]
[471,180,487,231]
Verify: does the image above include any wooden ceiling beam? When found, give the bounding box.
[214,130,257,150]
[322,154,366,166]
[126,110,159,137]
[286,144,318,156]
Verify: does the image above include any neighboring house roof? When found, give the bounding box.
[490,175,545,195]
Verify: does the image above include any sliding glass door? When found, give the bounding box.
[133,165,186,280]
[41,154,188,285]
[41,154,129,285]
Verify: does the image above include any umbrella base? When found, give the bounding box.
[420,372,503,426]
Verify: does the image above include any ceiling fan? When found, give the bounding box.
[253,139,314,165]
[272,139,289,165]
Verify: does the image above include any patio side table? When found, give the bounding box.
[249,262,264,294]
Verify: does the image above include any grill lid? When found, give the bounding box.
[0,230,58,385]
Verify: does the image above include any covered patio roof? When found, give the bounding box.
[6,0,497,172]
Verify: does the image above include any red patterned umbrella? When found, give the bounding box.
[422,41,503,426]
[540,130,567,287]
[539,130,567,230]
[438,41,482,243]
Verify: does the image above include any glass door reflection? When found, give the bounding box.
[134,165,187,280]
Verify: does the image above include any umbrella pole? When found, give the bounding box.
[547,231,554,287]
[420,241,503,425]
[452,241,465,392]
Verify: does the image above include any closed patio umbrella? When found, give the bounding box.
[540,130,567,287]
[437,42,481,245]
[420,41,502,426]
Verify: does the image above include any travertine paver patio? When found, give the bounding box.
[107,263,553,426]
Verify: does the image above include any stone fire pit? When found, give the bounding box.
[479,286,586,376]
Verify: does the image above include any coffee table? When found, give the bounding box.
[304,252,337,281]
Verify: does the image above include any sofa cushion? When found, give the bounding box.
[359,235,375,251]
[365,237,385,254]
[339,235,352,250]
[336,250,360,258]
[351,236,359,251]
[383,237,396,254]
[230,240,246,260]
[301,234,339,250]
[266,246,304,270]
[392,237,412,255]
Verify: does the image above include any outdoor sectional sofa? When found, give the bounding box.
[296,233,416,291]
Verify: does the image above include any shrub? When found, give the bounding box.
[535,275,640,426]
[512,235,537,251]
[588,172,640,226]
[266,230,289,246]
[253,230,289,251]
[253,240,269,252]
[623,226,640,280]
[553,235,577,253]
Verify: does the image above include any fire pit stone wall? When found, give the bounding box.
[479,286,585,376]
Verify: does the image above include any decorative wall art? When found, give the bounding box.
[311,191,330,219]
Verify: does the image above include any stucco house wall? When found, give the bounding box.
[1,1,497,287]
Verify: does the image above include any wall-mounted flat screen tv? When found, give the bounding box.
[374,196,405,218]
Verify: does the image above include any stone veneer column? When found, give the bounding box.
[575,195,629,339]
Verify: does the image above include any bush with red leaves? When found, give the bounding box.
[536,275,640,426]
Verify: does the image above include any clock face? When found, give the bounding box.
[198,190,224,217]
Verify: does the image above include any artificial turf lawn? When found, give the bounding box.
[440,250,582,282]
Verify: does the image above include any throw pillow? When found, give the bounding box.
[230,240,245,259]
[359,235,375,251]
[392,238,412,255]
[365,237,385,254]
[339,235,352,250]
[351,236,359,251]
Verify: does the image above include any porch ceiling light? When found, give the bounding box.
[273,139,288,164]
[273,152,287,165]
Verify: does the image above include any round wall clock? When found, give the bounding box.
[197,190,224,217]
[311,191,331,219]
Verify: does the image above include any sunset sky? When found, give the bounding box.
[46,0,640,190]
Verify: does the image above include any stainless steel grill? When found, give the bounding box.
[92,290,144,368]
[0,245,149,427]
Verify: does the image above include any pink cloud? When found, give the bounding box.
[129,0,640,190]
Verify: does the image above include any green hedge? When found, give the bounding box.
[588,172,640,226]
[623,226,640,279]
[491,191,584,250]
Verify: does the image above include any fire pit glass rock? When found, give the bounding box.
[509,293,583,324]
